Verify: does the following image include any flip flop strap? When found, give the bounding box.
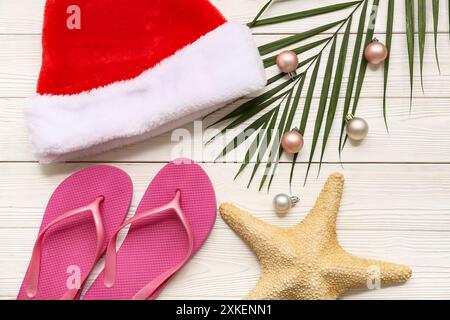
[103,190,194,300]
[26,196,106,300]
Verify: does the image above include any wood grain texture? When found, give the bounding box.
[0,0,449,35]
[1,0,450,300]
[2,96,450,163]
[1,33,449,98]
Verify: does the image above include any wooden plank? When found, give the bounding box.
[1,33,449,98]
[2,96,450,163]
[1,163,450,231]
[0,0,449,35]
[1,227,449,299]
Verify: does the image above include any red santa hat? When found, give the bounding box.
[26,0,266,162]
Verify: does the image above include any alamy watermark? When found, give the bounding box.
[367,265,381,290]
[66,265,81,290]
[66,5,81,30]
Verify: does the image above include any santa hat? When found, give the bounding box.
[26,0,266,163]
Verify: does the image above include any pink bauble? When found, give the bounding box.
[281,130,304,154]
[364,39,388,65]
[276,50,299,73]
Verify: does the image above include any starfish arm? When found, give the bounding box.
[295,173,344,236]
[220,203,280,260]
[246,272,339,300]
[245,275,285,300]
[324,250,412,293]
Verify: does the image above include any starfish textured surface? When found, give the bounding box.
[220,173,412,300]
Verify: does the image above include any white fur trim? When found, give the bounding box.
[26,23,266,163]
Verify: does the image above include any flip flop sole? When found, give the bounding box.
[83,159,216,300]
[17,165,133,300]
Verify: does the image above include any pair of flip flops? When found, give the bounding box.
[17,159,216,300]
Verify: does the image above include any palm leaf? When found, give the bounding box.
[341,0,380,150]
[258,20,344,56]
[319,20,351,173]
[263,37,330,68]
[249,1,362,28]
[209,79,291,127]
[290,55,322,187]
[259,91,293,190]
[418,0,426,91]
[350,0,379,116]
[222,92,286,130]
[267,75,306,190]
[433,0,441,72]
[248,0,274,27]
[247,107,279,187]
[267,56,316,85]
[338,0,368,157]
[206,91,287,144]
[299,57,322,135]
[214,108,276,161]
[304,37,337,184]
[234,108,276,179]
[383,0,395,131]
[405,0,415,109]
[210,0,450,190]
[284,76,306,136]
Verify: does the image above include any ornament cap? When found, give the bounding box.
[290,196,300,206]
[345,114,355,123]
[287,71,297,81]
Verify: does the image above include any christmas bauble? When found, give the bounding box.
[273,194,299,215]
[276,50,299,73]
[281,129,304,154]
[364,38,388,65]
[346,114,369,141]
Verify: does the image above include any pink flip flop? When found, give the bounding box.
[17,166,133,300]
[83,158,217,300]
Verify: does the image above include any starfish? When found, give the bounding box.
[220,173,412,300]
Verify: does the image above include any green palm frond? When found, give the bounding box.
[248,1,362,28]
[383,0,395,131]
[263,37,330,68]
[339,0,368,158]
[418,0,426,91]
[319,19,351,173]
[207,0,449,190]
[258,20,345,56]
[341,0,380,151]
[405,0,415,109]
[248,0,274,28]
[259,90,293,191]
[290,55,321,187]
[305,36,337,184]
[433,0,441,73]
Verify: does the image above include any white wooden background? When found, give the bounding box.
[1,0,450,300]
